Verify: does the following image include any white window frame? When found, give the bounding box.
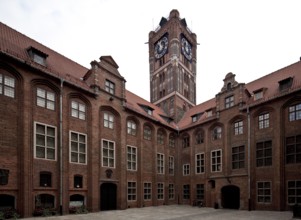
[144,182,152,201]
[127,181,137,201]
[211,149,222,172]
[103,112,114,129]
[196,153,205,174]
[168,183,175,200]
[69,130,87,165]
[127,120,136,136]
[234,120,243,135]
[127,145,137,171]
[101,139,115,168]
[157,153,165,174]
[169,156,174,175]
[157,183,164,200]
[36,87,55,110]
[34,122,56,161]
[71,100,86,120]
[0,73,15,98]
[183,164,190,176]
[259,113,270,129]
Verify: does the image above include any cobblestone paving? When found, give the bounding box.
[22,205,295,220]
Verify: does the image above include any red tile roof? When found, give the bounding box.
[0,21,91,91]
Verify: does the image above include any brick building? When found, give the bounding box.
[0,9,300,218]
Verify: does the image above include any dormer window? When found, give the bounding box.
[279,77,293,91]
[138,104,154,116]
[253,89,264,101]
[206,110,213,117]
[27,47,48,66]
[192,113,202,122]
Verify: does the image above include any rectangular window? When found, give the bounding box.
[104,112,114,129]
[127,146,137,171]
[232,146,245,169]
[212,127,222,140]
[288,180,301,205]
[40,172,52,187]
[102,139,115,168]
[70,131,87,164]
[289,103,301,121]
[157,153,164,174]
[0,74,15,98]
[196,153,205,174]
[74,175,83,188]
[196,184,205,200]
[286,135,301,164]
[37,88,55,110]
[225,95,234,108]
[169,184,175,200]
[256,141,272,167]
[144,182,152,200]
[0,169,9,186]
[259,113,270,129]
[183,164,190,176]
[183,184,190,199]
[34,122,56,160]
[157,183,164,200]
[71,101,86,120]
[257,181,271,203]
[234,121,243,135]
[127,182,136,201]
[105,79,115,95]
[211,150,222,172]
[169,156,174,175]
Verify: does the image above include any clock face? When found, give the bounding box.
[154,36,168,59]
[181,37,192,61]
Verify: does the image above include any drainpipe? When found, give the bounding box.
[247,106,251,211]
[59,79,64,215]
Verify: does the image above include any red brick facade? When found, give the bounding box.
[0,10,301,218]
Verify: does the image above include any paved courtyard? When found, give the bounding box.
[22,205,295,220]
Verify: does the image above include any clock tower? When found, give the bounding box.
[149,9,197,122]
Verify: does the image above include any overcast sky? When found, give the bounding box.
[1,0,301,104]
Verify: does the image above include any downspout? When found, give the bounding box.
[247,106,251,211]
[59,79,64,215]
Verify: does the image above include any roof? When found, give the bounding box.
[0,21,91,91]
[125,90,178,129]
[177,98,216,129]
[245,61,301,107]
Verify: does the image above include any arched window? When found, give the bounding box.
[143,126,152,140]
[127,120,136,136]
[196,130,204,144]
[212,126,222,140]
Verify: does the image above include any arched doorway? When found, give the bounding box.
[221,185,240,209]
[100,183,117,211]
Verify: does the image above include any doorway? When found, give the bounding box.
[100,183,117,211]
[221,185,240,209]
